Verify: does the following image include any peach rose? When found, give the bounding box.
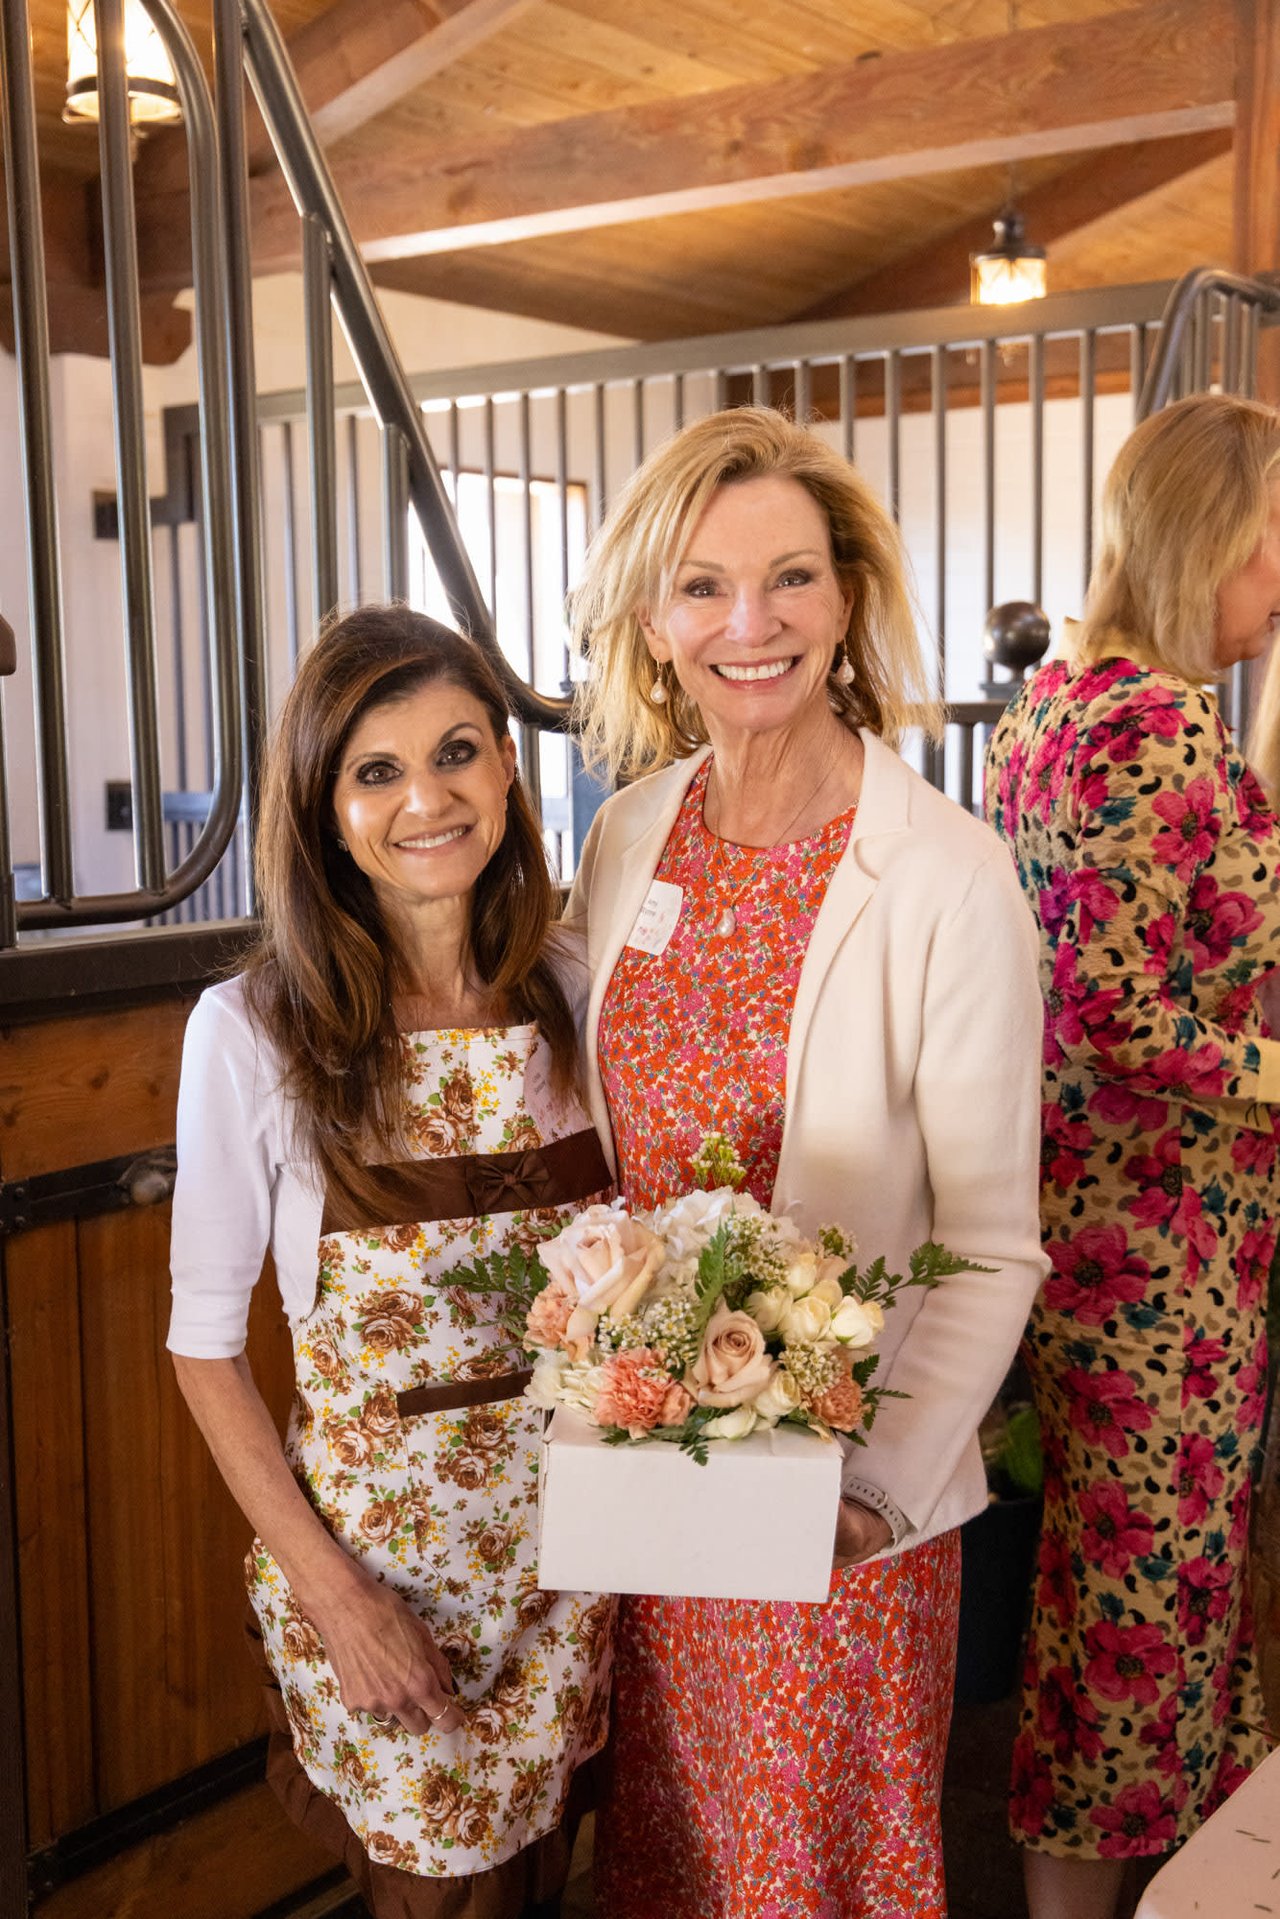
[692,1301,776,1407]
[540,1203,664,1320]
[594,1347,675,1431]
[525,1271,578,1350]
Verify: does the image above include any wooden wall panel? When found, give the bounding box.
[3,993,331,1916]
[35,1783,337,1919]
[0,1002,190,1182]
[7,1221,94,1849]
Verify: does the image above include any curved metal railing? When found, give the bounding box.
[0,0,243,934]
[1137,266,1280,418]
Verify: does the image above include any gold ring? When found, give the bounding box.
[428,1702,451,1724]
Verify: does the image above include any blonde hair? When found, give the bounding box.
[571,407,943,781]
[1078,392,1280,680]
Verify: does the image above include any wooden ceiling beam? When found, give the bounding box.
[135,0,1233,289]
[265,0,538,156]
[139,0,534,198]
[794,131,1235,322]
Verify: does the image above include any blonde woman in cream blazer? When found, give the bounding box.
[564,408,1047,1919]
[565,729,1046,1547]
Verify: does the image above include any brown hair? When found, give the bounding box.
[1079,392,1280,680]
[242,604,576,1218]
[570,406,943,781]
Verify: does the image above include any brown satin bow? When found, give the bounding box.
[465,1150,554,1215]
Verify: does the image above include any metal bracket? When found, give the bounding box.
[0,1146,177,1237]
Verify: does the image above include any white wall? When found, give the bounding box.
[0,275,628,887]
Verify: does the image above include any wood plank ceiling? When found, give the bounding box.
[10,0,1240,357]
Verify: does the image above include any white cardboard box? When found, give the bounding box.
[536,1405,843,1603]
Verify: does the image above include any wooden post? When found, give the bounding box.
[1234,0,1280,399]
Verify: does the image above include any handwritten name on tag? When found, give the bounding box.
[626,879,683,955]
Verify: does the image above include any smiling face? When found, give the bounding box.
[640,474,854,747]
[331,679,516,925]
[1215,475,1280,668]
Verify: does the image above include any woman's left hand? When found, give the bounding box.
[833,1497,892,1569]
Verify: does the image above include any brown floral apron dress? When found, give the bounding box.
[246,1025,614,1914]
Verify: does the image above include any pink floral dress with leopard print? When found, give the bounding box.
[985,658,1278,1860]
[245,1025,614,1907]
[591,761,962,1919]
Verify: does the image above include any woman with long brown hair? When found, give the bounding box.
[168,605,613,1919]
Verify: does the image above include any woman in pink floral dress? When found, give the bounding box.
[985,395,1280,1919]
[169,609,613,1919]
[565,408,1048,1919]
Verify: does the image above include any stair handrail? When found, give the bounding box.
[238,0,572,734]
[1137,266,1280,418]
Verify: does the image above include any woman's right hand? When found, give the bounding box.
[306,1567,465,1736]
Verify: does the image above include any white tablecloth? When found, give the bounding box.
[1136,1746,1280,1917]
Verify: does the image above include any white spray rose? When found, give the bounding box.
[702,1405,759,1440]
[527,1356,567,1408]
[752,1368,804,1422]
[830,1296,884,1348]
[809,1271,846,1309]
[780,1293,833,1342]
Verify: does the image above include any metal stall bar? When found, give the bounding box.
[304,213,339,625]
[280,420,303,670]
[16,0,243,931]
[981,338,996,615]
[347,414,363,601]
[241,0,570,730]
[212,0,265,869]
[1029,330,1045,609]
[382,426,409,601]
[1080,329,1096,597]
[96,0,166,893]
[0,0,74,914]
[885,349,902,522]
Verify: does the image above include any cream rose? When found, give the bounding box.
[830,1296,883,1348]
[783,1251,819,1296]
[540,1203,664,1320]
[752,1367,804,1423]
[703,1405,759,1440]
[809,1264,847,1309]
[692,1301,776,1407]
[744,1287,787,1334]
[780,1293,833,1343]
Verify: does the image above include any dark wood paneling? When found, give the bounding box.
[34,1782,339,1919]
[2,994,330,1914]
[7,1220,95,1849]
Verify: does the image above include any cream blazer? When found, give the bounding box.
[564,730,1050,1555]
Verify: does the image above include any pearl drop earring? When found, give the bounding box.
[649,676,668,705]
[835,653,856,686]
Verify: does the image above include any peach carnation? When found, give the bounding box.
[659,1381,696,1426]
[594,1348,676,1431]
[810,1351,865,1432]
[525,1273,577,1350]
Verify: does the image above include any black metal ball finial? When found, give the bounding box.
[983,601,1051,674]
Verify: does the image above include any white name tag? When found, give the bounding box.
[626,879,683,956]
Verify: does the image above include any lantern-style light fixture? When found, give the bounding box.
[970,208,1048,307]
[64,0,181,126]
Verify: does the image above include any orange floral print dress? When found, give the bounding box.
[592,764,962,1919]
[245,1025,614,1908]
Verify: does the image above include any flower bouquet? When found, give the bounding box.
[458,1134,977,1463]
